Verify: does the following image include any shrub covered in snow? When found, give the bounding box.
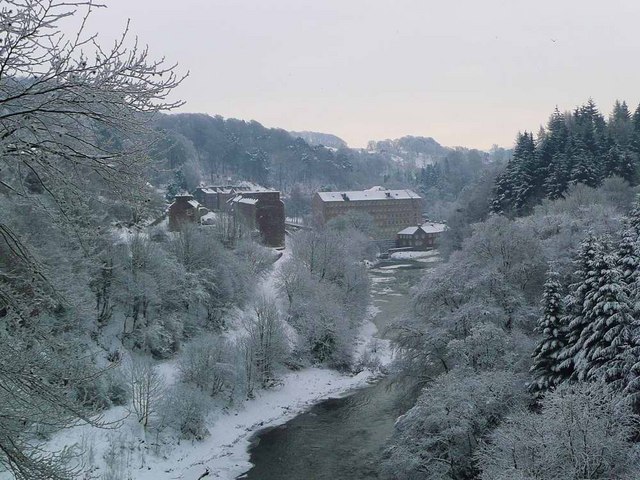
[158,385,211,440]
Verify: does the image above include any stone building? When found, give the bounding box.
[312,187,423,241]
[228,190,285,248]
[168,194,207,231]
[396,222,447,250]
[193,183,270,212]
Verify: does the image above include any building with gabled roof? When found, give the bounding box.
[168,194,208,231]
[193,182,273,211]
[312,187,423,241]
[397,222,447,250]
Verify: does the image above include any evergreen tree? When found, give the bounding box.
[569,149,600,187]
[632,103,640,155]
[491,132,536,214]
[603,144,621,178]
[572,252,640,390]
[628,194,640,236]
[557,235,602,377]
[493,100,640,213]
[544,153,570,199]
[617,196,640,311]
[609,100,633,147]
[529,271,570,393]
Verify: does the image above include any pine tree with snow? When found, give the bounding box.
[544,153,570,200]
[617,225,640,289]
[616,198,640,328]
[569,149,601,188]
[557,235,603,377]
[632,103,640,155]
[618,195,640,288]
[572,252,640,390]
[627,194,640,237]
[491,132,536,214]
[529,271,571,393]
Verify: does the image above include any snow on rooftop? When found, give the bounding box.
[317,189,421,202]
[187,199,201,208]
[397,222,447,235]
[236,181,274,192]
[398,226,420,235]
[421,222,447,233]
[198,183,278,195]
[238,197,259,205]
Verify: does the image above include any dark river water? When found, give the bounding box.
[238,255,433,480]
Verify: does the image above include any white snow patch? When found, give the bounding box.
[390,250,439,260]
[377,264,412,270]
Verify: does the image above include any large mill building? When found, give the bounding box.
[312,187,423,241]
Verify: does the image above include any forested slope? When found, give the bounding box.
[492,100,640,215]
[382,100,640,480]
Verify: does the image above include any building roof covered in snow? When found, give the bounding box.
[398,225,421,235]
[421,222,447,234]
[237,197,259,205]
[398,222,447,236]
[316,189,421,203]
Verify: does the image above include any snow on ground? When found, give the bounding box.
[46,365,388,480]
[370,276,395,284]
[29,299,391,480]
[6,248,394,480]
[390,250,439,260]
[377,264,410,270]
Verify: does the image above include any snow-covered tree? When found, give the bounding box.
[617,195,640,289]
[127,356,164,430]
[0,1,184,477]
[447,322,509,371]
[571,252,640,390]
[529,271,571,393]
[477,384,640,480]
[381,369,525,480]
[242,297,288,395]
[178,335,236,399]
[557,235,603,376]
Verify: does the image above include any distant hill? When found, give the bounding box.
[367,136,449,167]
[289,131,347,149]
[151,113,400,194]
[150,113,507,207]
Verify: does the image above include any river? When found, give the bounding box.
[238,253,435,479]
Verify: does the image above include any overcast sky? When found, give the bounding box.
[91,0,640,149]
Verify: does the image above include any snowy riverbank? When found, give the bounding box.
[2,305,391,480]
[148,306,391,480]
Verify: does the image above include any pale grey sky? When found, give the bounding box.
[91,0,640,149]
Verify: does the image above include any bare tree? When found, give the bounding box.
[0,1,184,477]
[242,297,288,394]
[127,357,163,430]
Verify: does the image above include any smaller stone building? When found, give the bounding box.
[192,187,220,211]
[396,222,447,250]
[168,194,207,231]
[193,184,268,212]
[228,191,285,248]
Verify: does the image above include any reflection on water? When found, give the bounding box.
[238,256,430,480]
[239,378,414,480]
